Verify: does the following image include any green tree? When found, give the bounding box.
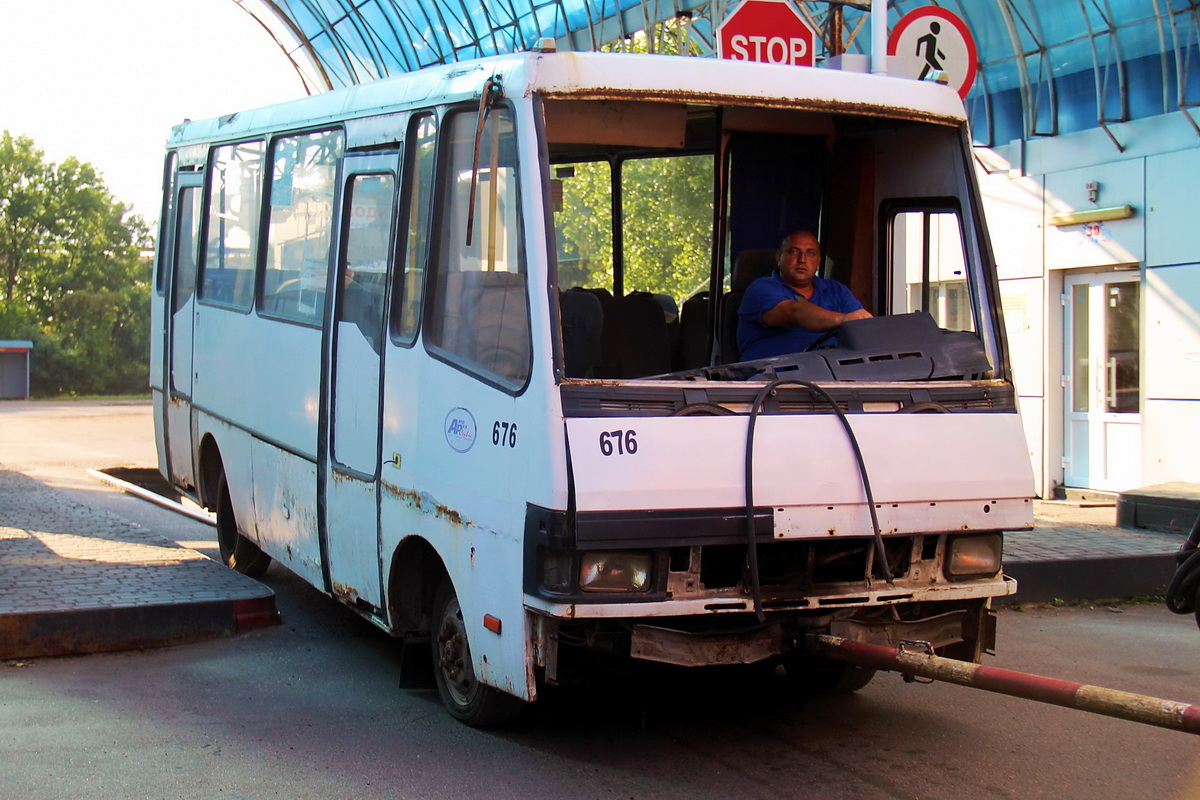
[621,154,713,300]
[0,131,152,396]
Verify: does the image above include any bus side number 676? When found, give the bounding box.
[599,429,638,456]
[492,420,517,448]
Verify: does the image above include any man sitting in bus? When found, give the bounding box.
[736,229,872,360]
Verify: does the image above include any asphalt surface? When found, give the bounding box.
[0,400,1186,659]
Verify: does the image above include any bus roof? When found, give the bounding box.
[167,51,966,148]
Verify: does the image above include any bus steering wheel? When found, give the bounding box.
[803,328,840,352]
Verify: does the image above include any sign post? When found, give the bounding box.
[717,0,816,68]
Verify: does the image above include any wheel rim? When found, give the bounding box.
[436,595,478,706]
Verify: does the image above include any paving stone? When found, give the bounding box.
[0,467,276,658]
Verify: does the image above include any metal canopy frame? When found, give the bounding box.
[236,0,1200,146]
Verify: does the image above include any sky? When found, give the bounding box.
[0,0,307,222]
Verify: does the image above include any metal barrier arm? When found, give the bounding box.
[810,633,1200,736]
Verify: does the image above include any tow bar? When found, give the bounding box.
[810,634,1200,736]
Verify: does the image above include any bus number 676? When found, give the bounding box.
[599,429,638,456]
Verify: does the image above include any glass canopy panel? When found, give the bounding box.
[242,0,1200,146]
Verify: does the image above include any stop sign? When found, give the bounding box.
[717,0,815,67]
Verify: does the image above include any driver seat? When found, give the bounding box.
[719,249,777,363]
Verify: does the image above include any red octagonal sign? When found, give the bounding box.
[717,0,815,67]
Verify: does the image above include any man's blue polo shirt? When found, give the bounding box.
[736,272,863,360]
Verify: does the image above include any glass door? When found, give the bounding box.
[1063,271,1141,491]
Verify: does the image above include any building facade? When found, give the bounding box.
[983,110,1200,497]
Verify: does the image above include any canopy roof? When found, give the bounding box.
[241,0,1200,145]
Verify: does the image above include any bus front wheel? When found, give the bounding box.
[784,656,876,695]
[215,472,271,577]
[432,581,524,727]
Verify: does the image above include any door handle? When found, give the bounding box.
[1107,356,1117,410]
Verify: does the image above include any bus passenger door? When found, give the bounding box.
[164,173,203,490]
[323,157,398,612]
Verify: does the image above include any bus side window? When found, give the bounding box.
[154,152,177,296]
[394,113,437,344]
[426,107,531,390]
[260,129,344,325]
[888,208,975,333]
[200,140,265,311]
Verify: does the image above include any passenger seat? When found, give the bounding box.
[559,288,604,378]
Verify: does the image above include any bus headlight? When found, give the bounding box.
[579,551,652,593]
[946,534,1002,579]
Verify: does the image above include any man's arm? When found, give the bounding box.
[761,299,871,331]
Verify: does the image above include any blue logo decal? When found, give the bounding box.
[444,407,477,453]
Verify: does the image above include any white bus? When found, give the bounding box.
[151,48,1035,726]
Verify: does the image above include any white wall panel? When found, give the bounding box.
[980,171,1044,280]
[1142,399,1200,485]
[999,277,1045,396]
[1145,264,1200,401]
[1147,148,1200,268]
[1044,160,1144,270]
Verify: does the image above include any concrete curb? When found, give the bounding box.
[0,596,279,660]
[1002,522,1179,603]
[1003,553,1176,604]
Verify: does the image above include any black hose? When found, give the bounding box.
[1165,514,1200,630]
[744,378,894,623]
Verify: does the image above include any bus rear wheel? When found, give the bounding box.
[432,581,524,727]
[215,472,271,577]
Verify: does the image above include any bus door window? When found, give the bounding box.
[338,174,395,355]
[169,185,203,396]
[172,187,203,317]
[394,113,437,344]
[888,208,976,333]
[261,129,344,325]
[332,172,396,472]
[426,106,531,390]
[201,140,265,310]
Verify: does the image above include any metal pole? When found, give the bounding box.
[812,634,1200,736]
[871,0,887,75]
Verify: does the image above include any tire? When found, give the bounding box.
[785,656,876,695]
[214,471,271,577]
[431,581,525,727]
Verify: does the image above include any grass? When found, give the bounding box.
[1005,595,1165,612]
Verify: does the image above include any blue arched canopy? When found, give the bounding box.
[240,0,1200,145]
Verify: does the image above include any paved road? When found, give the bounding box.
[3,401,1200,799]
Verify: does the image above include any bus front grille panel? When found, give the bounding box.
[693,537,913,593]
[560,383,1014,418]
